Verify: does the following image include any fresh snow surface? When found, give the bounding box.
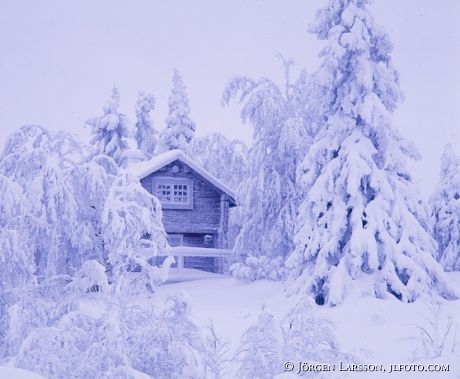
[149,270,460,379]
[0,366,46,379]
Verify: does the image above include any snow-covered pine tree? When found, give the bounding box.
[287,0,457,305]
[430,145,460,271]
[222,65,310,262]
[86,86,131,165]
[158,70,196,152]
[134,91,157,160]
[186,133,248,191]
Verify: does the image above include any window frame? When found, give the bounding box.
[152,177,193,210]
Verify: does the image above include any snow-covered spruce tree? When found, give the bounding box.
[134,91,157,160]
[222,65,310,266]
[287,0,457,305]
[86,86,131,165]
[158,69,196,152]
[430,145,460,271]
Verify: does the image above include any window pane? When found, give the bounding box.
[154,180,191,206]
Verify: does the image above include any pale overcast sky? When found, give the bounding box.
[0,0,459,197]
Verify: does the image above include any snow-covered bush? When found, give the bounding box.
[234,311,281,379]
[12,273,218,378]
[201,321,231,379]
[430,145,460,271]
[126,291,220,379]
[14,310,139,379]
[410,298,459,360]
[281,297,352,364]
[230,256,286,282]
[234,302,352,379]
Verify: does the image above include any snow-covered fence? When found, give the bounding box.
[141,245,232,274]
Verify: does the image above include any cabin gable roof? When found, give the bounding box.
[131,149,237,206]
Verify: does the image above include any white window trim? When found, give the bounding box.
[152,177,193,210]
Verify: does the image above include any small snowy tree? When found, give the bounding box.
[65,155,118,271]
[158,70,196,152]
[222,63,310,262]
[101,171,168,294]
[86,86,131,165]
[287,0,457,305]
[430,145,460,271]
[234,310,281,379]
[134,91,157,160]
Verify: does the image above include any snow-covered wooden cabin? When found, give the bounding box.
[132,149,237,273]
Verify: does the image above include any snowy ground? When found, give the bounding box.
[0,366,46,379]
[153,270,460,379]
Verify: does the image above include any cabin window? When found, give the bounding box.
[152,178,193,209]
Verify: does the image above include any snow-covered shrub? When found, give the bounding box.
[0,296,49,360]
[410,298,459,360]
[126,291,217,379]
[15,310,139,379]
[235,310,281,379]
[281,297,352,364]
[201,321,231,379]
[230,256,286,282]
[70,260,110,296]
[233,300,355,379]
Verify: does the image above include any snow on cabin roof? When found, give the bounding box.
[130,149,237,205]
